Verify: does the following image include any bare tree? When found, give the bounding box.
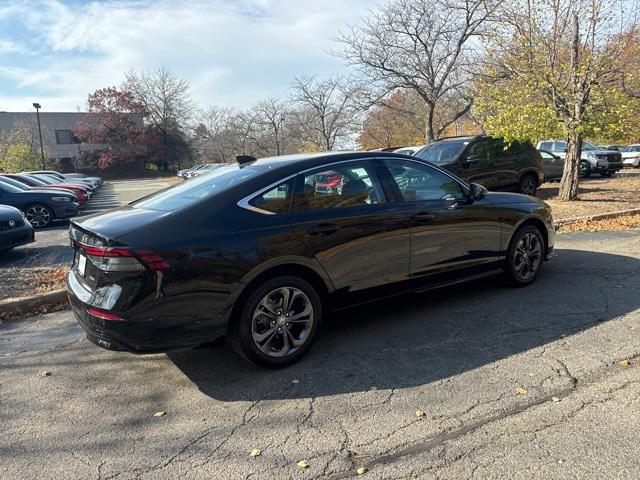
[249,98,290,156]
[335,0,502,144]
[290,75,360,151]
[194,106,239,163]
[124,67,193,169]
[489,0,638,200]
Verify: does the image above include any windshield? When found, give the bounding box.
[28,175,54,185]
[415,140,469,165]
[0,181,23,193]
[133,164,264,212]
[0,177,27,190]
[582,141,598,151]
[24,175,48,185]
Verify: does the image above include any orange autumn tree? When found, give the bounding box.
[357,91,425,150]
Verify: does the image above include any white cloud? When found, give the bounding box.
[0,0,375,112]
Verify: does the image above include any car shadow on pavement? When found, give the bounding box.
[169,248,639,402]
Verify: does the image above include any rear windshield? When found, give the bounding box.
[132,164,264,212]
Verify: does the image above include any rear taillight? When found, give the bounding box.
[75,242,169,272]
[87,308,122,321]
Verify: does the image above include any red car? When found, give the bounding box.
[1,173,89,204]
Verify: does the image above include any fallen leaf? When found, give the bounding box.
[515,387,528,395]
[356,466,367,475]
[297,460,309,469]
[291,379,300,384]
[369,386,377,391]
[40,371,51,377]
[250,448,261,457]
[415,409,426,417]
[551,396,561,402]
[528,372,535,377]
[154,411,166,417]
[618,359,630,367]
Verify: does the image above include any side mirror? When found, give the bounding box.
[468,183,486,201]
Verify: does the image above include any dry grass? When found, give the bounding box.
[0,267,69,301]
[557,214,640,233]
[540,172,640,221]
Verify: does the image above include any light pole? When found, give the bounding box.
[32,102,46,169]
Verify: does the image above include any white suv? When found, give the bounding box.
[620,145,640,168]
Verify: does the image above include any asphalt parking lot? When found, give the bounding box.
[0,178,175,269]
[2,230,639,479]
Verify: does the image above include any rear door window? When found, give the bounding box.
[293,161,386,212]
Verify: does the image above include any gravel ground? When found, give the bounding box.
[1,230,639,479]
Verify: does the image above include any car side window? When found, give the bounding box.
[540,142,553,151]
[293,162,386,212]
[248,178,293,214]
[382,159,466,202]
[467,139,492,164]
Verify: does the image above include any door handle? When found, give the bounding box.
[307,223,340,235]
[410,211,435,222]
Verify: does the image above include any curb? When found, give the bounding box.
[554,207,640,228]
[0,288,68,318]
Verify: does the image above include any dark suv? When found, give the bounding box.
[415,136,544,196]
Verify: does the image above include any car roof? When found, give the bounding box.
[244,151,414,173]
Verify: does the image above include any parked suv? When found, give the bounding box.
[536,140,623,178]
[414,136,544,196]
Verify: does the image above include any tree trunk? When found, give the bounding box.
[425,102,435,144]
[558,132,581,201]
[558,13,582,201]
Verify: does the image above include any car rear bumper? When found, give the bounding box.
[66,270,228,353]
[0,224,35,250]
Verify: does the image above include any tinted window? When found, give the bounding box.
[134,165,264,212]
[554,141,567,151]
[294,162,385,212]
[467,138,493,163]
[248,179,293,214]
[0,182,22,193]
[539,142,553,150]
[0,177,27,190]
[383,159,466,202]
[415,139,469,165]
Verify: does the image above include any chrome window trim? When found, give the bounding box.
[237,174,297,216]
[237,155,470,215]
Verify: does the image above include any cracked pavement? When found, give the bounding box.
[1,230,639,479]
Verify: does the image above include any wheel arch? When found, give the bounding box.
[509,216,549,252]
[226,258,334,331]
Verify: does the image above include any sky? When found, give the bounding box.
[0,0,375,113]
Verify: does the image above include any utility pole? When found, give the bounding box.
[32,102,46,169]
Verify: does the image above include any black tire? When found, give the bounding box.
[578,161,590,178]
[24,204,54,228]
[503,225,545,287]
[230,275,322,368]
[517,173,538,196]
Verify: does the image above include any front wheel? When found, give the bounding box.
[503,225,545,287]
[578,161,590,178]
[24,204,53,228]
[230,275,322,368]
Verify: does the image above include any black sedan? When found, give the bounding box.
[67,152,555,367]
[0,182,79,228]
[0,205,35,253]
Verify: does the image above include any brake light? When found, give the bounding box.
[74,242,169,272]
[87,308,122,321]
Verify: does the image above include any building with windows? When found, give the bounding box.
[0,111,144,168]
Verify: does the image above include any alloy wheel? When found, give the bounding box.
[25,206,51,228]
[519,177,537,196]
[578,162,588,178]
[251,286,314,358]
[513,232,542,281]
